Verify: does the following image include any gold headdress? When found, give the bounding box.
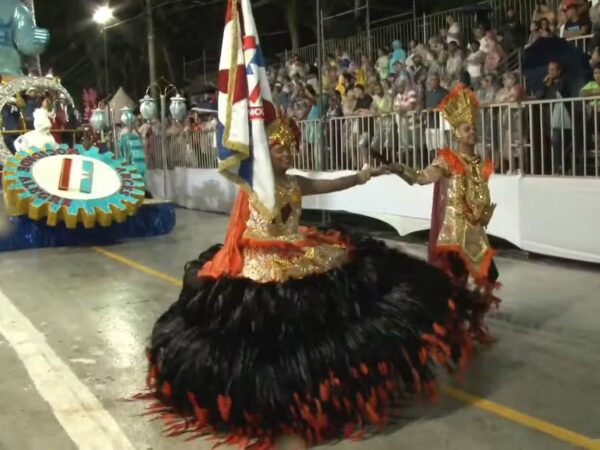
[267,116,300,152]
[437,84,479,138]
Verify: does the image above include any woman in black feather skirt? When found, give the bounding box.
[139,117,491,449]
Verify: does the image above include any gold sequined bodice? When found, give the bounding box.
[243,177,303,242]
[433,152,493,272]
[241,176,349,283]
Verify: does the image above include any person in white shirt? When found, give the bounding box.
[14,101,57,153]
[466,41,485,87]
[446,41,464,82]
[446,16,461,45]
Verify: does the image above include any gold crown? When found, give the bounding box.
[437,84,479,135]
[267,118,300,152]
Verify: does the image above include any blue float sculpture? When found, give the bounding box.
[0,0,49,76]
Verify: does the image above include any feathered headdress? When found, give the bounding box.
[437,84,479,138]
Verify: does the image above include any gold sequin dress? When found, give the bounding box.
[143,176,489,450]
[428,149,497,285]
[241,176,349,282]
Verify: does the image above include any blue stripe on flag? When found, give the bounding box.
[217,121,254,187]
[217,122,235,160]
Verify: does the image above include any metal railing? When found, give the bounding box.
[566,34,593,54]
[147,96,600,178]
[278,0,565,64]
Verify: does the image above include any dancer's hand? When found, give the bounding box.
[388,162,406,175]
[368,166,390,177]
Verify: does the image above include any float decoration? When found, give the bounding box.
[2,144,145,229]
[0,76,74,163]
[0,0,49,77]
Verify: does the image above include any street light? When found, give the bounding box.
[93,5,114,25]
[140,82,187,200]
[93,5,114,96]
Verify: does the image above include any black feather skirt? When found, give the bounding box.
[140,234,484,447]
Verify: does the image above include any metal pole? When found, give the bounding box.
[412,0,417,38]
[316,3,329,225]
[203,49,207,84]
[366,0,371,58]
[146,0,158,99]
[316,0,323,171]
[103,28,109,95]
[109,106,119,157]
[160,94,169,199]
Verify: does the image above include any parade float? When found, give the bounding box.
[0,1,175,251]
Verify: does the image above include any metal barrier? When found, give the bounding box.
[145,131,218,170]
[566,34,593,54]
[277,0,566,64]
[146,97,600,178]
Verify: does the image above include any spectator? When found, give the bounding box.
[392,60,411,88]
[527,21,542,46]
[425,75,448,110]
[499,7,526,52]
[466,41,485,87]
[579,62,600,97]
[360,54,373,73]
[374,48,390,80]
[536,61,571,174]
[476,74,498,106]
[371,83,393,115]
[335,73,352,96]
[563,3,591,38]
[533,1,557,24]
[354,84,373,115]
[326,91,344,118]
[591,46,600,66]
[496,72,525,172]
[540,18,554,37]
[272,82,290,110]
[305,66,319,91]
[342,88,357,116]
[446,41,464,82]
[393,80,419,114]
[389,40,407,72]
[556,6,567,36]
[455,71,473,90]
[288,55,306,77]
[393,79,419,162]
[446,16,461,45]
[425,74,449,150]
[477,28,504,74]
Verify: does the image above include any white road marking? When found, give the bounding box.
[0,288,135,450]
[69,358,97,366]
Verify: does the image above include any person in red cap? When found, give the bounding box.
[563,2,591,38]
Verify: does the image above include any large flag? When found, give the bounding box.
[217,0,277,211]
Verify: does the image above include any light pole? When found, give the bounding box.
[139,82,187,200]
[93,5,115,95]
[146,0,158,100]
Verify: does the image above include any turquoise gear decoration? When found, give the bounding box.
[2,144,145,229]
[118,132,147,183]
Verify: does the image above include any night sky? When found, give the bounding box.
[32,0,450,103]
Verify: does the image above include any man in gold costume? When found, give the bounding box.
[391,84,499,343]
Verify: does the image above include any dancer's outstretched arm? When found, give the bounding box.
[295,167,387,196]
[389,163,445,186]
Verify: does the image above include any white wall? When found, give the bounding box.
[148,169,600,264]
